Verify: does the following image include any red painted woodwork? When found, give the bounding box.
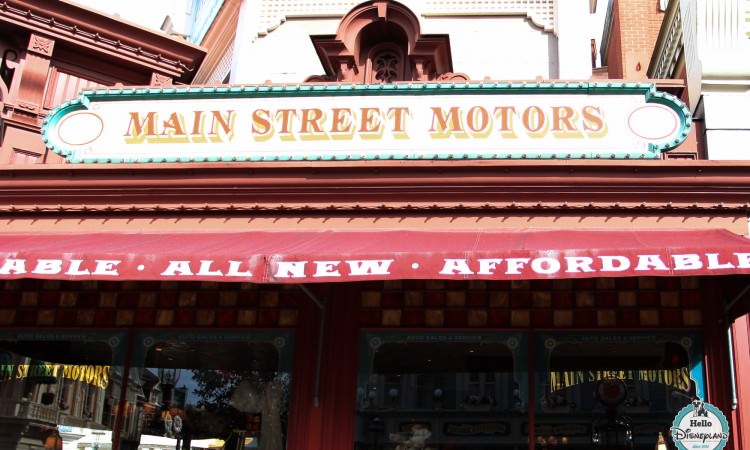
[732,315,750,450]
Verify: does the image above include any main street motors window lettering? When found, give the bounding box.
[41,82,691,163]
[0,331,127,450]
[535,332,705,450]
[355,332,528,450]
[354,332,705,450]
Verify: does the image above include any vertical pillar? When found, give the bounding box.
[731,315,750,450]
[287,285,325,450]
[319,283,361,450]
[701,277,733,440]
[554,0,593,79]
[14,33,54,116]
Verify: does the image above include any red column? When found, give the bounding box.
[701,277,733,448]
[731,315,750,450]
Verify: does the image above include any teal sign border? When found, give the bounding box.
[41,81,693,164]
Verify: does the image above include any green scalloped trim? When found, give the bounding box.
[41,81,691,164]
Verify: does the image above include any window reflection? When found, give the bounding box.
[133,336,292,450]
[0,336,125,450]
[535,334,702,450]
[356,333,527,450]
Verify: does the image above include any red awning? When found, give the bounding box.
[1,228,750,283]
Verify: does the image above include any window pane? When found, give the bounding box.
[0,331,126,450]
[534,333,704,450]
[356,333,527,450]
[131,332,293,450]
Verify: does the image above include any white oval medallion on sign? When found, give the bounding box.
[57,111,104,146]
[627,104,679,140]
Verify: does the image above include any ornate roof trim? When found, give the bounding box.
[0,0,206,81]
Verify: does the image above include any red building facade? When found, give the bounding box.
[1,1,750,450]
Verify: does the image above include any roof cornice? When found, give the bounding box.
[0,160,749,214]
[0,0,206,82]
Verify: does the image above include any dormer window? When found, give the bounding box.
[306,0,467,83]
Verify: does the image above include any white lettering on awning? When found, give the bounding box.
[530,257,561,274]
[160,261,194,276]
[706,253,735,269]
[226,261,252,277]
[599,255,630,271]
[672,254,702,270]
[197,260,223,276]
[33,260,62,274]
[274,261,307,278]
[439,259,475,275]
[634,254,669,271]
[565,256,595,273]
[346,260,393,276]
[0,259,26,274]
[314,261,341,277]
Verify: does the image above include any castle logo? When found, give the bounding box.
[671,399,729,450]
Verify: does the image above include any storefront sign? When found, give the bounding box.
[671,400,729,450]
[0,361,110,388]
[42,83,691,163]
[548,368,691,392]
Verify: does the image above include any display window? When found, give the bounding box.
[0,330,127,450]
[534,332,704,450]
[355,331,704,450]
[130,331,294,450]
[0,330,293,450]
[355,332,528,450]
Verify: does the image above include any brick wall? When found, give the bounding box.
[607,0,665,79]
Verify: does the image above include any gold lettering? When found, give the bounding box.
[429,107,467,139]
[208,110,235,142]
[124,111,157,143]
[387,107,410,139]
[582,105,607,137]
[359,107,384,138]
[252,109,273,141]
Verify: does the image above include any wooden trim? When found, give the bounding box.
[0,0,206,82]
[0,160,750,213]
[192,0,241,84]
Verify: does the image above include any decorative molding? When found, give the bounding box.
[0,0,204,81]
[649,0,682,79]
[15,100,38,113]
[254,0,555,39]
[28,34,54,56]
[149,72,173,87]
[437,72,469,81]
[422,0,554,32]
[309,2,458,82]
[1,161,750,214]
[0,201,745,214]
